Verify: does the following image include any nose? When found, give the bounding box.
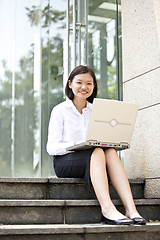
[81,84,87,90]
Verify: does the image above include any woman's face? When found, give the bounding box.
[69,73,95,101]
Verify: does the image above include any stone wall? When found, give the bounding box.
[121,0,160,198]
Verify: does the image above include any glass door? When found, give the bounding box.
[88,0,122,100]
[64,0,88,83]
[65,0,122,100]
[0,0,121,177]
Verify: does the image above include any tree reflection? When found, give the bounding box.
[0,3,65,176]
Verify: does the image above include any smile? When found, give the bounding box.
[80,91,88,94]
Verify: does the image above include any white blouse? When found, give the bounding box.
[46,99,92,155]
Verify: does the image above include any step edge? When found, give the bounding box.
[0,199,159,207]
[0,223,159,235]
[0,178,48,183]
[0,177,145,184]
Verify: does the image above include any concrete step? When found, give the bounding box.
[0,199,159,225]
[0,223,160,240]
[0,177,145,200]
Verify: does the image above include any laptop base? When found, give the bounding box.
[67,141,129,151]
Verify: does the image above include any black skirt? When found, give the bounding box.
[53,148,95,186]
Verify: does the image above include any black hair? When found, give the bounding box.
[65,65,98,103]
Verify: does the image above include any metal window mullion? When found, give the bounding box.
[66,0,70,76]
[11,0,16,177]
[84,0,88,65]
[73,0,76,67]
[116,0,121,100]
[33,2,42,177]
[77,0,81,65]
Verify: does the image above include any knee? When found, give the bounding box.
[92,147,105,158]
[105,148,117,158]
[90,148,106,166]
[94,147,105,153]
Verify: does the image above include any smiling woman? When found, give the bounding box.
[65,65,98,104]
[46,64,146,226]
[68,73,95,111]
[46,65,97,156]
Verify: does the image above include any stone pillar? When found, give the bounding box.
[121,0,160,198]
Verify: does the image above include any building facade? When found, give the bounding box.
[122,0,160,198]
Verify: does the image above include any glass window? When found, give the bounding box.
[88,0,122,100]
[0,0,66,177]
[0,0,122,177]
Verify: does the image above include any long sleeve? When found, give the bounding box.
[46,106,75,155]
[46,100,92,156]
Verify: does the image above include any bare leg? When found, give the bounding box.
[104,148,141,219]
[90,148,128,220]
[90,147,142,220]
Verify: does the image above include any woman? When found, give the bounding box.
[47,65,146,225]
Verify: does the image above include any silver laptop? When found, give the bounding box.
[67,98,138,151]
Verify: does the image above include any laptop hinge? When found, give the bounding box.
[88,140,98,146]
[119,142,130,149]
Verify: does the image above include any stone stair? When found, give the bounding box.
[0,177,159,239]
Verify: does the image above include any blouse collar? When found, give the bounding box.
[65,98,92,113]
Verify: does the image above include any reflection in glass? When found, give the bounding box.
[0,0,66,177]
[0,0,121,177]
[88,0,122,100]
